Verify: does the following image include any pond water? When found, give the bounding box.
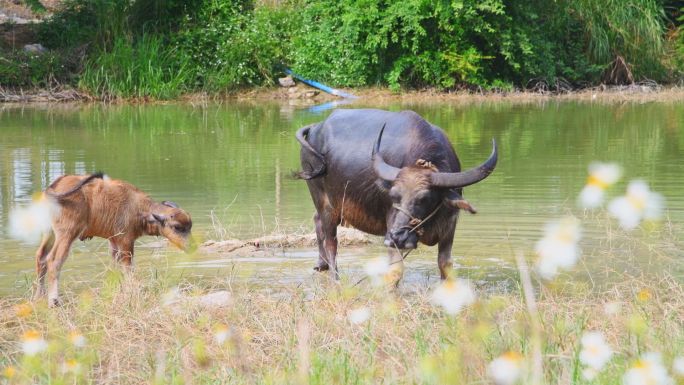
[1,100,683,296]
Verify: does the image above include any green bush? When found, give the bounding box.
[288,0,603,90]
[79,35,191,99]
[172,1,297,90]
[569,0,668,81]
[0,50,75,87]
[20,0,684,97]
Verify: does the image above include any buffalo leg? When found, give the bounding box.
[33,231,54,300]
[318,209,340,278]
[46,232,77,307]
[437,223,457,280]
[386,247,405,287]
[313,212,329,271]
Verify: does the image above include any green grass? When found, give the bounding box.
[79,35,191,100]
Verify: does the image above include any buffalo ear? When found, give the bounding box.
[162,201,179,208]
[444,190,477,214]
[375,179,392,192]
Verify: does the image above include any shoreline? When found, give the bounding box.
[2,83,684,106]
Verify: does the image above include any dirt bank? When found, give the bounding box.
[5,83,684,105]
[229,83,684,105]
[199,227,372,257]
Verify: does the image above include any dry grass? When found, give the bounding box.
[0,258,683,384]
[1,212,682,384]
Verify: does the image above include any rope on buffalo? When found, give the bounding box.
[351,204,441,287]
[392,203,442,236]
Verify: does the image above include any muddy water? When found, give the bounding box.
[1,101,683,295]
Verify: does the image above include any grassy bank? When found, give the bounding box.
[0,265,683,384]
[1,207,683,385]
[1,0,683,101]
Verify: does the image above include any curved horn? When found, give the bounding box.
[162,201,179,208]
[430,139,498,188]
[372,123,400,182]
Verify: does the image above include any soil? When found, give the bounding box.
[199,227,372,257]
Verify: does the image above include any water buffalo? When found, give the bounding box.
[30,173,194,306]
[296,109,497,280]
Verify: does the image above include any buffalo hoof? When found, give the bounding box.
[313,262,330,272]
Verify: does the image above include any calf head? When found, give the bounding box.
[148,201,195,252]
[372,124,497,250]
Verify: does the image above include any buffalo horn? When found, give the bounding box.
[430,139,498,188]
[372,123,400,182]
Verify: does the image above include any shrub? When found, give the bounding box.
[0,50,76,88]
[79,35,191,99]
[172,1,298,90]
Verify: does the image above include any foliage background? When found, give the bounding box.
[1,0,683,97]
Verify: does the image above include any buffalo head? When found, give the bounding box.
[372,124,497,250]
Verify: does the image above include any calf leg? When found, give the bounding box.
[46,232,77,307]
[110,239,135,272]
[33,231,54,300]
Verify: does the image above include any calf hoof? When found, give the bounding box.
[48,297,61,308]
[313,262,330,272]
[32,289,46,302]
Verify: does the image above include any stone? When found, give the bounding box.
[23,43,46,54]
[278,76,296,87]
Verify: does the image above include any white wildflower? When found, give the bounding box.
[609,180,664,230]
[672,356,684,377]
[22,330,48,356]
[430,279,476,315]
[348,306,371,325]
[364,257,390,286]
[534,216,582,280]
[68,331,87,348]
[487,351,523,385]
[603,301,622,316]
[61,359,82,374]
[9,195,60,244]
[535,256,560,281]
[214,324,231,345]
[582,367,599,381]
[579,162,622,208]
[161,287,180,306]
[623,352,674,385]
[579,331,613,373]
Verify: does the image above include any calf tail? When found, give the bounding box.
[47,172,105,200]
[295,124,327,180]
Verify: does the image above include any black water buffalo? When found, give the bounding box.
[296,109,497,280]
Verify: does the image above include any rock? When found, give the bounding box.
[195,291,232,308]
[161,290,232,313]
[23,43,46,54]
[278,76,296,87]
[302,90,319,98]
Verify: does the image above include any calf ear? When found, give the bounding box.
[148,213,167,225]
[444,190,477,214]
[162,201,179,208]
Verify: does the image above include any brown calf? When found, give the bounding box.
[34,173,194,307]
